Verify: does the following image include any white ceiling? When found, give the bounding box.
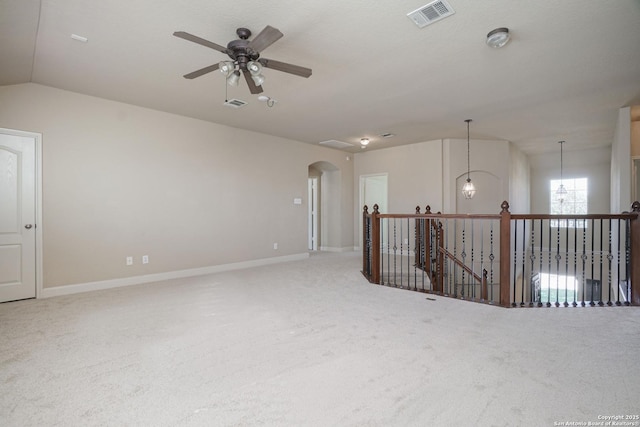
[2,0,640,154]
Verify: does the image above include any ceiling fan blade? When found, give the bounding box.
[183,63,220,79]
[247,25,283,53]
[242,69,263,94]
[173,31,228,54]
[258,58,312,78]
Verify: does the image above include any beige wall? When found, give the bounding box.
[611,106,632,212]
[444,138,516,214]
[0,83,353,288]
[354,140,444,214]
[530,146,611,214]
[353,140,444,246]
[509,144,531,214]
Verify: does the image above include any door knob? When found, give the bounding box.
[24,224,33,229]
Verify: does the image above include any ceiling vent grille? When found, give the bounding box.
[319,140,354,149]
[407,0,455,28]
[223,98,248,108]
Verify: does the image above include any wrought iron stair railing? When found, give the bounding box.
[362,201,640,307]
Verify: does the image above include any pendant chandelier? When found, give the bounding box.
[556,140,567,203]
[461,119,476,199]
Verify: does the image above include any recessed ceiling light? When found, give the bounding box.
[70,34,88,43]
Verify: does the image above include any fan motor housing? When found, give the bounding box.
[227,39,259,69]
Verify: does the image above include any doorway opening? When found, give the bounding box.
[359,173,388,249]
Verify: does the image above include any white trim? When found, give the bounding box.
[319,246,354,253]
[40,252,309,298]
[0,128,43,300]
[632,156,640,203]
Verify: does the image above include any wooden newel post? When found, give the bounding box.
[371,204,381,284]
[631,201,640,306]
[481,269,488,301]
[499,201,511,307]
[362,205,369,276]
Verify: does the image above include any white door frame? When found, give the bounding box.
[0,128,43,299]
[308,177,318,250]
[633,156,640,203]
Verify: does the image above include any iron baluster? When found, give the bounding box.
[489,221,495,300]
[590,218,596,306]
[598,219,604,306]
[539,219,544,307]
[530,219,536,307]
[521,220,526,307]
[471,219,475,299]
[453,219,458,298]
[616,218,622,305]
[512,219,518,307]
[580,219,587,305]
[564,217,569,307]
[393,218,398,287]
[607,219,613,306]
[572,219,577,307]
[555,219,561,307]
[625,217,631,305]
[547,219,552,307]
[461,219,466,298]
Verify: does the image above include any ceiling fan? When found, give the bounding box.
[173,26,312,94]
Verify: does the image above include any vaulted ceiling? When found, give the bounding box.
[2,0,640,153]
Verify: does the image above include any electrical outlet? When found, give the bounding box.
[273,243,278,250]
[142,255,149,264]
[126,256,133,266]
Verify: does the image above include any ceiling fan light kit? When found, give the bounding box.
[218,61,235,76]
[174,26,312,95]
[227,71,240,87]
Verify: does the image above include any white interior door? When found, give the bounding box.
[0,130,37,302]
[359,174,388,249]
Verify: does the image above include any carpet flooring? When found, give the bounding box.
[1,252,639,426]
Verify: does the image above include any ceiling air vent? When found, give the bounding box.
[319,140,354,149]
[223,98,248,108]
[407,0,455,28]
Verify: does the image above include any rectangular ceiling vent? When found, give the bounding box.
[319,140,354,149]
[223,98,248,108]
[407,0,455,28]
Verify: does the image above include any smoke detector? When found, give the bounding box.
[407,0,455,28]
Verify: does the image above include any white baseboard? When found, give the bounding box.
[319,246,354,253]
[40,252,310,299]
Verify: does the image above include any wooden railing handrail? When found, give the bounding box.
[511,213,637,220]
[377,213,501,220]
[362,200,640,307]
[439,247,484,284]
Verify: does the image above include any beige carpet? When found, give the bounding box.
[1,252,639,426]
